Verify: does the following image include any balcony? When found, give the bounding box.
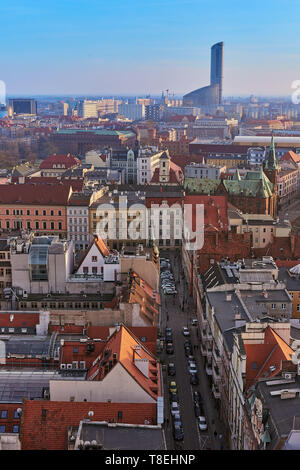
[212,384,221,399]
[68,273,104,282]
[206,345,212,358]
[212,365,221,384]
[201,311,208,327]
[200,343,207,356]
[213,347,222,364]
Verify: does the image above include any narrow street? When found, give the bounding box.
[159,250,226,451]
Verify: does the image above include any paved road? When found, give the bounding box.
[159,250,225,450]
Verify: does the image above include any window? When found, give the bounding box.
[83,267,88,274]
[27,210,30,215]
[271,303,276,309]
[35,210,39,216]
[92,256,97,262]
[0,425,5,433]
[92,267,97,274]
[58,210,62,216]
[73,347,79,354]
[5,209,9,215]
[50,222,54,230]
[1,410,7,419]
[50,210,54,216]
[12,425,19,433]
[282,304,286,309]
[43,221,47,229]
[43,210,46,216]
[35,221,39,229]
[14,410,20,419]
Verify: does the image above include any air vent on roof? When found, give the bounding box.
[60,363,66,370]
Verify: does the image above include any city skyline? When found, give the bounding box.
[1,0,300,96]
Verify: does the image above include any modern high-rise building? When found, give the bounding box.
[8,98,37,115]
[210,41,224,105]
[183,42,224,109]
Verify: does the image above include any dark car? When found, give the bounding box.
[194,404,201,418]
[173,425,184,441]
[193,391,201,404]
[170,392,179,403]
[184,340,192,348]
[168,362,176,376]
[185,347,192,357]
[190,373,199,385]
[172,413,182,428]
[166,342,174,354]
[166,332,173,342]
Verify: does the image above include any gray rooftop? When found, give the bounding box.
[0,369,59,402]
[278,266,300,292]
[256,376,300,449]
[77,421,166,450]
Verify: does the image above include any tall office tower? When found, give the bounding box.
[183,42,224,110]
[210,42,224,105]
[8,98,37,115]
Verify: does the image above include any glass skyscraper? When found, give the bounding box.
[183,42,224,110]
[210,42,224,105]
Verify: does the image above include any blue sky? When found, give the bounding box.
[1,0,300,96]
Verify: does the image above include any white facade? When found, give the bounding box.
[118,103,145,121]
[50,362,156,403]
[137,148,163,184]
[67,205,91,250]
[76,239,120,282]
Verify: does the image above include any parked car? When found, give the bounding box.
[169,381,177,394]
[185,347,192,357]
[194,404,201,417]
[168,362,176,376]
[188,363,198,374]
[198,415,208,431]
[182,327,190,336]
[173,425,184,441]
[191,318,198,326]
[184,340,192,348]
[190,373,199,385]
[166,342,174,354]
[170,392,178,403]
[193,391,201,404]
[172,413,182,427]
[171,402,180,416]
[166,332,173,342]
[187,355,195,362]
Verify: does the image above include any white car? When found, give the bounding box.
[198,415,207,431]
[189,364,197,374]
[171,402,180,416]
[182,327,190,337]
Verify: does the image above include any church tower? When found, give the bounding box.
[263,134,278,217]
[159,150,171,183]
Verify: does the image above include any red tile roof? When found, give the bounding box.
[0,312,40,328]
[244,326,293,391]
[0,183,72,205]
[280,151,300,164]
[21,400,157,450]
[86,325,161,400]
[184,195,229,232]
[39,154,81,169]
